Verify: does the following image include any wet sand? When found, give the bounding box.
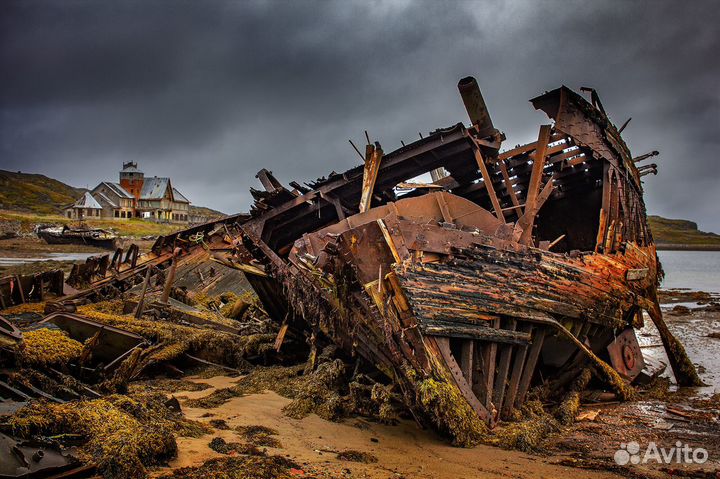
[155,293,720,479]
[160,375,625,479]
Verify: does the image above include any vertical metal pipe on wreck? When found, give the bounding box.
[458,76,495,138]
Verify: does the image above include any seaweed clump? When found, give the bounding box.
[282,359,350,421]
[417,378,488,447]
[208,437,262,456]
[555,368,592,425]
[348,376,400,424]
[490,400,559,452]
[7,393,210,479]
[75,301,275,372]
[129,378,213,394]
[17,328,83,367]
[336,450,378,463]
[157,455,299,479]
[235,425,281,448]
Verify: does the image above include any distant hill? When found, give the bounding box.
[0,170,86,215]
[0,169,227,220]
[648,216,720,249]
[190,205,226,220]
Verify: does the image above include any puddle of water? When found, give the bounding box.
[0,252,99,266]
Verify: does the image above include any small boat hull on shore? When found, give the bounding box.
[36,226,117,250]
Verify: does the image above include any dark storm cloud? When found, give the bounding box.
[1,0,718,230]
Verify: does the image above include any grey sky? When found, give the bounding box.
[1,1,718,230]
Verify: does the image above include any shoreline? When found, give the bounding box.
[656,244,720,251]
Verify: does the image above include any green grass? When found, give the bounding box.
[648,215,720,247]
[0,170,224,238]
[0,210,182,238]
[0,170,85,215]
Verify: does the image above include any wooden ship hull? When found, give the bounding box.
[37,226,117,249]
[223,78,698,431]
[28,77,698,440]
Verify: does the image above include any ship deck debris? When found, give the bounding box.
[0,77,710,478]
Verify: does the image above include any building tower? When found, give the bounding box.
[119,162,144,200]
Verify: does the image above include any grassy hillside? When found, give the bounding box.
[648,215,720,248]
[0,170,227,237]
[190,205,226,219]
[0,170,85,214]
[0,210,182,238]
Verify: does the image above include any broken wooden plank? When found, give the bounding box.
[497,159,522,214]
[492,318,517,411]
[502,323,532,419]
[523,124,552,215]
[514,326,546,407]
[420,322,531,345]
[359,143,383,213]
[459,339,475,388]
[471,139,504,220]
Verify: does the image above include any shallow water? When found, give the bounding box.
[658,250,720,294]
[634,251,720,392]
[639,312,720,393]
[0,252,99,266]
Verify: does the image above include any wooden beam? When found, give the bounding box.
[420,323,531,344]
[459,340,474,387]
[479,317,500,411]
[492,318,517,410]
[595,208,608,253]
[523,125,552,215]
[377,219,402,264]
[605,220,616,253]
[359,143,383,213]
[547,234,566,250]
[497,160,522,215]
[502,323,533,419]
[514,174,556,244]
[274,322,289,352]
[471,139,504,220]
[514,327,546,407]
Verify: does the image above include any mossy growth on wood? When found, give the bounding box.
[555,368,592,425]
[18,328,83,367]
[75,301,275,372]
[489,399,559,452]
[417,378,488,447]
[8,393,210,479]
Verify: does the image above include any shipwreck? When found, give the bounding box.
[1,77,701,455]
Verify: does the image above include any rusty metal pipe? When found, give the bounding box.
[458,76,495,138]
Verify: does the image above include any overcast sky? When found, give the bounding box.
[1,1,718,230]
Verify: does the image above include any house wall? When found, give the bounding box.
[119,173,144,199]
[91,184,134,219]
[171,202,189,223]
[65,208,101,220]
